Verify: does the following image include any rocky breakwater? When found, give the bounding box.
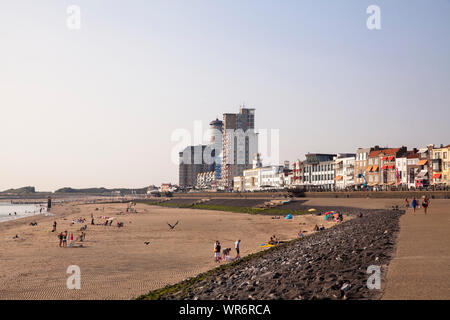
[143,209,403,300]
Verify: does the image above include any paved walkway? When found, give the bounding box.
[382,199,450,299]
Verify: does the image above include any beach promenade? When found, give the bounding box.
[304,197,450,299]
[383,199,450,299]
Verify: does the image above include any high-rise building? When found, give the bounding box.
[209,118,223,180]
[221,107,257,189]
[178,118,223,188]
[209,118,223,144]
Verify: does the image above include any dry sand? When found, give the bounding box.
[0,202,338,300]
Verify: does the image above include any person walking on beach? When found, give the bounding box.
[422,196,430,214]
[58,232,63,247]
[91,214,95,225]
[411,197,417,213]
[235,239,241,258]
[52,221,57,232]
[214,241,221,262]
[405,198,409,208]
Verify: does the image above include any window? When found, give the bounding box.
[444,152,447,159]
[435,152,440,159]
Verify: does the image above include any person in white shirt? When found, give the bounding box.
[235,239,241,258]
[214,241,221,262]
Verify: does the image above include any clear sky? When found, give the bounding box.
[1,0,449,191]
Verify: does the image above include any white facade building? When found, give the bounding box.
[243,168,261,191]
[334,155,356,190]
[302,154,336,190]
[260,166,284,190]
[233,176,245,192]
[396,157,408,187]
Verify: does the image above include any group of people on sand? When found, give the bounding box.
[268,235,279,245]
[58,230,86,248]
[314,224,326,232]
[214,240,241,263]
[52,220,86,248]
[71,217,86,225]
[405,196,430,214]
[101,218,124,227]
[58,230,74,247]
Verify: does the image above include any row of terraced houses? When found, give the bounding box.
[178,108,449,191]
[230,144,450,192]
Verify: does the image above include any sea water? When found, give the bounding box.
[0,202,45,223]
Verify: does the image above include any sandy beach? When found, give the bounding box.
[1,197,448,300]
[0,201,339,300]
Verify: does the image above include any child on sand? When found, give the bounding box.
[224,249,235,262]
[69,233,74,247]
[222,248,230,261]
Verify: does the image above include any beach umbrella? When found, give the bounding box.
[308,208,316,212]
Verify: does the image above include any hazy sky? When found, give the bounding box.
[1,0,449,191]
